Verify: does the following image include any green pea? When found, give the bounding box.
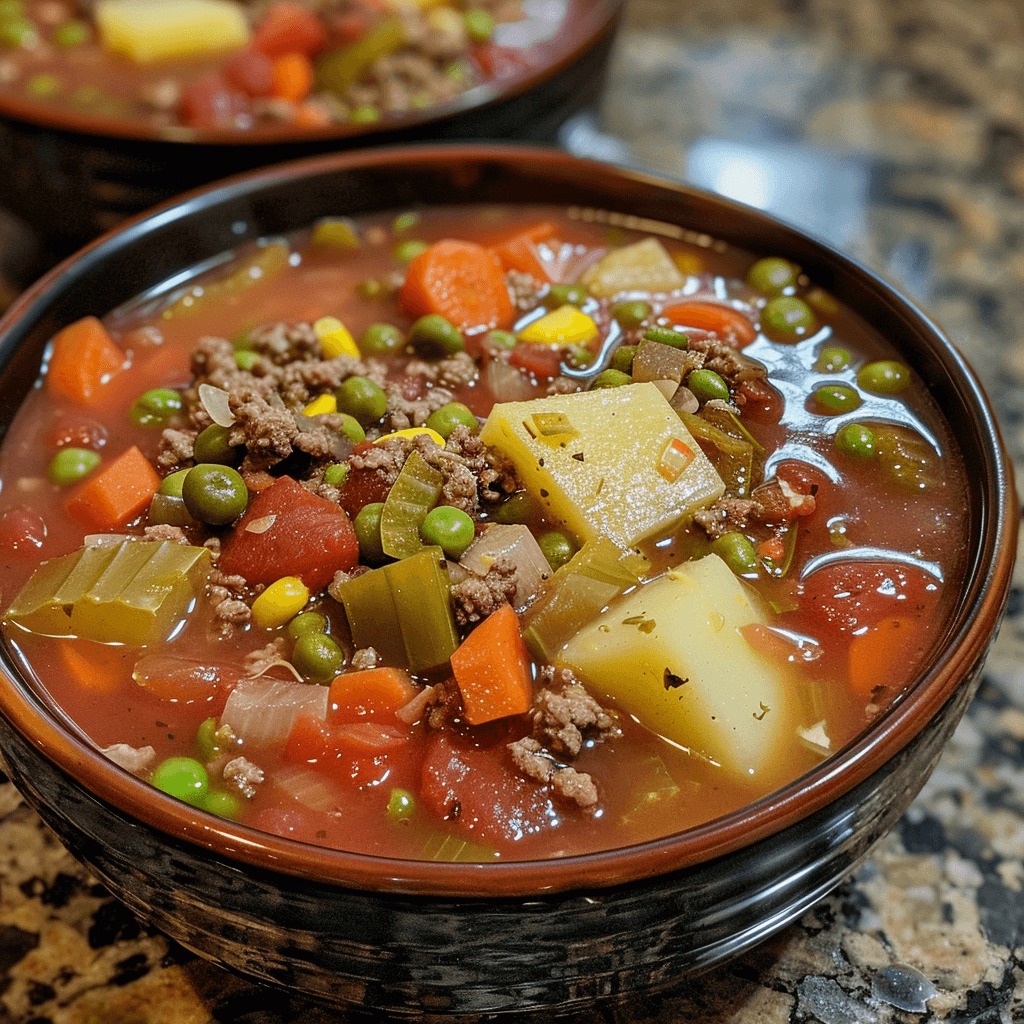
[354,502,385,562]
[565,345,594,369]
[485,329,517,349]
[610,345,637,374]
[747,257,798,295]
[335,376,388,424]
[192,423,237,465]
[0,17,36,48]
[234,350,261,371]
[813,383,862,415]
[323,462,350,488]
[711,532,760,576]
[642,326,688,349]
[288,611,329,641]
[350,105,380,124]
[445,60,468,83]
[361,322,405,356]
[392,212,420,234]
[129,387,182,427]
[463,8,494,43]
[181,464,248,525]
[292,631,346,684]
[151,756,208,807]
[48,446,99,486]
[591,368,632,389]
[493,491,535,525]
[426,402,478,440]
[761,296,816,341]
[26,73,59,97]
[54,18,89,47]
[394,239,429,265]
[356,279,383,300]
[420,505,475,558]
[148,492,197,528]
[814,345,852,373]
[687,369,730,404]
[408,314,464,358]
[611,300,651,330]
[835,422,876,460]
[857,360,910,395]
[337,414,366,444]
[545,283,588,308]
[201,789,243,820]
[538,530,577,571]
[159,468,191,498]
[195,717,225,762]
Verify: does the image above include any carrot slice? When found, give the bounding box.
[488,221,559,282]
[847,617,916,697]
[59,640,132,695]
[450,603,533,725]
[662,301,757,347]
[46,316,127,407]
[400,239,514,332]
[63,445,161,530]
[271,52,313,102]
[328,668,419,725]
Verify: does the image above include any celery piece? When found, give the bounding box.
[679,412,755,498]
[380,450,443,560]
[5,548,86,636]
[698,404,765,483]
[421,830,499,863]
[316,17,405,97]
[522,536,648,661]
[621,755,682,827]
[631,339,693,384]
[335,567,406,667]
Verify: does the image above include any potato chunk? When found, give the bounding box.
[558,554,791,783]
[480,383,724,550]
[581,238,687,298]
[95,0,250,63]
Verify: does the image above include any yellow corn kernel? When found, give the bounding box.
[314,316,360,359]
[518,305,598,347]
[374,427,446,447]
[303,393,338,417]
[251,576,309,629]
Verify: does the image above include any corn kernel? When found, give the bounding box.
[314,316,360,359]
[518,305,598,347]
[251,576,309,629]
[303,393,338,417]
[374,427,446,447]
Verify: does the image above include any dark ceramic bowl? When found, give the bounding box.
[0,146,1015,1018]
[0,1,622,258]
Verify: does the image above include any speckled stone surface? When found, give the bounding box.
[0,1,1022,1021]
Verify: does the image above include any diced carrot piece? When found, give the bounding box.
[488,221,559,282]
[329,668,419,725]
[400,239,514,332]
[662,301,757,347]
[63,446,161,530]
[450,603,533,725]
[46,316,127,407]
[59,640,133,694]
[252,1,326,58]
[848,617,916,697]
[271,52,313,102]
[284,711,331,763]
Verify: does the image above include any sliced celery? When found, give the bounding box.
[522,536,648,661]
[316,17,405,96]
[679,412,755,498]
[380,450,443,560]
[334,568,406,667]
[6,538,211,646]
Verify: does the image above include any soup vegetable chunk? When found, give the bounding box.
[0,0,570,133]
[0,206,967,862]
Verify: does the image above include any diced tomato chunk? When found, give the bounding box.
[179,75,248,129]
[509,343,563,379]
[219,475,358,591]
[253,1,327,58]
[222,49,276,97]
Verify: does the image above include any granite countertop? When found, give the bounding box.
[1,1,1023,1021]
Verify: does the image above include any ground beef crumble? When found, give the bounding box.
[507,737,599,808]
[693,497,763,540]
[450,556,518,626]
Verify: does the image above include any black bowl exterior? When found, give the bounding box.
[0,146,1015,1014]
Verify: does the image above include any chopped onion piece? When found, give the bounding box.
[198,383,235,427]
[797,720,832,758]
[460,524,550,609]
[222,678,328,748]
[485,358,535,403]
[244,514,277,535]
[273,765,338,813]
[396,684,435,725]
[101,743,156,774]
[651,378,679,402]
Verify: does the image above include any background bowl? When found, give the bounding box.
[0,0,623,259]
[0,145,1015,1018]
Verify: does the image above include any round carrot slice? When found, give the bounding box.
[662,301,757,347]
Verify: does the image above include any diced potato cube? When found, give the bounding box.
[518,305,598,346]
[581,238,687,298]
[558,554,791,782]
[480,383,724,550]
[95,0,250,63]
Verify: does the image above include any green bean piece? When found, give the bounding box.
[394,239,429,265]
[192,423,237,465]
[420,506,475,559]
[151,756,208,807]
[354,502,386,563]
[834,422,876,460]
[812,383,862,415]
[591,369,633,389]
[425,402,478,440]
[814,345,852,373]
[48,447,100,486]
[538,530,577,571]
[687,369,730,404]
[335,376,388,424]
[485,329,517,349]
[201,789,243,820]
[545,283,588,308]
[761,296,816,340]
[288,611,330,640]
[610,345,638,374]
[463,8,494,43]
[710,532,760,576]
[361,322,405,355]
[857,360,910,395]
[611,300,651,329]
[493,491,536,525]
[159,468,191,498]
[129,387,182,427]
[409,314,464,358]
[387,787,417,823]
[747,257,798,295]
[181,464,248,525]
[292,632,345,684]
[642,326,688,349]
[323,462,350,488]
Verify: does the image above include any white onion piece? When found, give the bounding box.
[101,743,156,774]
[460,524,551,609]
[83,533,131,547]
[244,514,277,534]
[484,358,535,403]
[396,685,435,726]
[272,766,338,813]
[222,678,328,748]
[651,378,679,402]
[198,382,235,427]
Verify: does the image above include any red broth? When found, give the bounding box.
[0,0,594,136]
[0,205,968,861]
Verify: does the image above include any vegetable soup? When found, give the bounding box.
[0,204,968,862]
[0,0,589,136]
